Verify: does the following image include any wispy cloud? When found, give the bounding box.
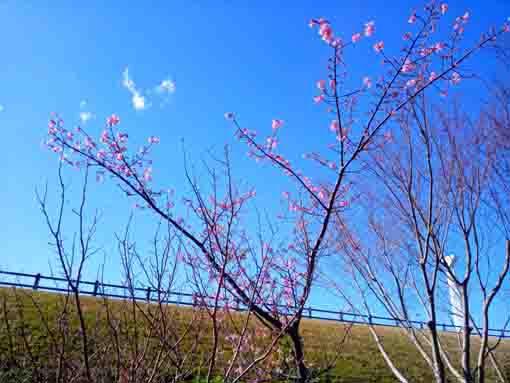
[79,100,94,124]
[155,79,176,94]
[121,68,175,111]
[154,78,176,107]
[79,111,93,123]
[122,67,148,111]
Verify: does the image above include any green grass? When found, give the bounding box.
[0,287,509,382]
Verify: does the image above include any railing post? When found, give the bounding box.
[308,307,312,318]
[146,287,152,302]
[339,312,343,321]
[92,280,100,296]
[368,315,373,325]
[33,273,41,290]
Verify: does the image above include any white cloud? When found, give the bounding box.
[121,68,176,110]
[132,93,146,111]
[155,79,176,94]
[78,100,93,123]
[122,68,136,93]
[153,78,176,107]
[122,67,148,111]
[79,111,93,123]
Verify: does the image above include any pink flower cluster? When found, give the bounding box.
[453,11,470,34]
[309,18,335,44]
[44,114,164,204]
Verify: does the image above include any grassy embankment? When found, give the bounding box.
[0,287,509,382]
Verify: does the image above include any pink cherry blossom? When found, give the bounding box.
[272,119,284,130]
[266,136,278,150]
[461,12,469,23]
[373,41,384,53]
[440,3,448,15]
[85,137,95,150]
[429,72,438,82]
[329,79,336,90]
[503,23,509,33]
[338,128,349,141]
[401,59,415,73]
[451,72,461,85]
[100,130,110,143]
[454,22,465,34]
[319,22,333,42]
[351,33,362,43]
[408,12,417,24]
[224,112,235,120]
[313,95,325,104]
[143,167,153,182]
[316,79,326,91]
[406,78,417,87]
[419,48,433,56]
[364,21,375,37]
[107,114,120,126]
[363,77,372,89]
[330,119,339,132]
[97,149,106,160]
[433,42,445,52]
[148,136,160,144]
[117,132,128,143]
[402,32,412,41]
[330,38,343,48]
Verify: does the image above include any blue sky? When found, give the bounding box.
[1,1,509,324]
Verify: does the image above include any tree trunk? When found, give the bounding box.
[460,285,473,383]
[427,317,446,383]
[288,324,309,382]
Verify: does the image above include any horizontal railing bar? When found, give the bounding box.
[1,269,509,338]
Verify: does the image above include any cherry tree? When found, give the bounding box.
[42,1,509,381]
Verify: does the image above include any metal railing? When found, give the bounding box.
[1,269,508,338]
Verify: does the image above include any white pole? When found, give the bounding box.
[444,255,463,331]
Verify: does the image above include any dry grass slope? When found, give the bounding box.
[0,287,509,382]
